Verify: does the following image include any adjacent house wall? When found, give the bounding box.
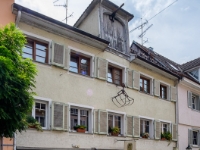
[16,22,177,150]
[0,0,15,26]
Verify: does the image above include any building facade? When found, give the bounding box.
[1,0,181,150]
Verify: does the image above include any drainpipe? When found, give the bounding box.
[14,133,16,150]
[15,10,21,27]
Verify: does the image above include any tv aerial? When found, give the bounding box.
[53,0,73,24]
[129,0,178,45]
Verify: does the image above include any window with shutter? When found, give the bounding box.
[126,70,133,88]
[188,91,192,108]
[154,120,161,140]
[140,77,150,94]
[93,110,99,134]
[64,48,70,70]
[51,102,65,130]
[126,115,133,137]
[154,79,160,97]
[99,110,108,134]
[160,85,167,99]
[108,113,123,136]
[170,86,177,102]
[172,124,177,141]
[107,65,122,86]
[96,57,108,80]
[133,116,140,138]
[188,129,193,145]
[52,42,65,67]
[133,71,140,90]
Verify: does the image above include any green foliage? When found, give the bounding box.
[26,116,43,131]
[161,131,172,141]
[111,127,120,134]
[74,125,87,130]
[141,132,149,138]
[0,24,37,138]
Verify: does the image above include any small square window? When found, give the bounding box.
[160,85,167,99]
[140,77,150,94]
[107,65,122,86]
[23,38,48,63]
[69,53,90,76]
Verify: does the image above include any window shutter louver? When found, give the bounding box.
[170,86,177,102]
[63,104,69,131]
[133,116,140,138]
[126,115,133,137]
[52,42,65,67]
[154,120,161,140]
[51,102,64,130]
[133,71,140,90]
[99,110,108,134]
[93,110,99,134]
[126,69,133,88]
[188,129,193,145]
[96,57,108,80]
[154,79,160,97]
[172,124,177,141]
[188,91,192,108]
[64,48,70,70]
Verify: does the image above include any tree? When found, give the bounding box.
[0,24,37,138]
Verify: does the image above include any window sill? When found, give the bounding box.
[107,81,122,87]
[191,108,200,113]
[69,71,93,79]
[158,98,171,103]
[69,131,93,135]
[139,91,153,97]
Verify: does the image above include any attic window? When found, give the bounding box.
[189,69,199,80]
[167,62,178,71]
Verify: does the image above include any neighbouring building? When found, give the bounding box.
[1,0,183,150]
[177,58,200,150]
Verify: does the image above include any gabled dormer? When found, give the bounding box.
[74,0,134,55]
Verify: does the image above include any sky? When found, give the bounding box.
[15,0,200,64]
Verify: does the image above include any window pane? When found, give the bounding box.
[23,46,33,54]
[140,120,143,134]
[36,56,45,63]
[145,121,149,133]
[193,131,198,145]
[80,110,88,131]
[36,44,46,51]
[22,53,32,59]
[107,68,113,83]
[36,49,46,57]
[80,58,89,75]
[70,108,78,130]
[70,57,78,73]
[108,115,113,129]
[35,102,46,127]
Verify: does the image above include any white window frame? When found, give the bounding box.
[139,116,154,139]
[159,81,170,100]
[68,103,94,133]
[191,94,199,111]
[68,46,95,77]
[32,96,52,130]
[21,30,52,64]
[139,73,153,95]
[159,119,171,133]
[106,109,126,136]
[106,59,126,86]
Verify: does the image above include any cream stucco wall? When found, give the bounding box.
[78,5,100,37]
[16,22,177,149]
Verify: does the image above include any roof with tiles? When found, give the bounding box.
[180,57,200,71]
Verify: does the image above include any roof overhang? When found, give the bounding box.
[74,0,134,27]
[180,77,200,91]
[12,3,109,51]
[130,54,180,80]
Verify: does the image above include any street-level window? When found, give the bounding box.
[160,85,167,99]
[70,108,89,131]
[140,77,150,94]
[107,65,122,86]
[108,114,121,134]
[23,38,48,63]
[34,102,47,128]
[69,53,90,76]
[193,131,198,145]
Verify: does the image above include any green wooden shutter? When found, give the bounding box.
[170,86,177,102]
[96,57,108,80]
[64,48,70,70]
[133,116,140,138]
[126,69,133,88]
[51,101,64,130]
[99,110,108,134]
[172,124,177,141]
[188,91,192,108]
[154,120,161,140]
[133,70,140,90]
[126,115,133,137]
[154,79,160,97]
[52,42,65,67]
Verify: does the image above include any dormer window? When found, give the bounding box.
[189,69,199,80]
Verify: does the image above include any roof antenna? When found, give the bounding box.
[53,0,73,24]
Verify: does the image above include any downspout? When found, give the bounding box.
[175,78,180,150]
[15,10,21,28]
[14,133,16,150]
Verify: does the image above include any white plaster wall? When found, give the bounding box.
[16,130,176,150]
[78,5,100,37]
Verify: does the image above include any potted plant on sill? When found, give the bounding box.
[74,125,87,133]
[161,132,172,141]
[26,115,43,131]
[111,127,120,136]
[141,132,149,139]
